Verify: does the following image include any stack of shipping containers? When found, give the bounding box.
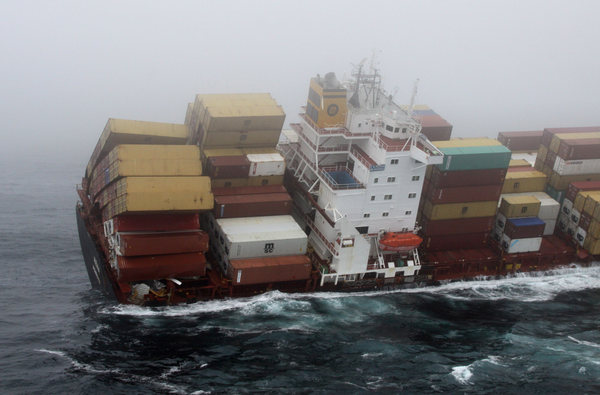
[185,95,313,286]
[402,105,453,141]
[558,182,600,254]
[85,120,214,297]
[418,138,511,252]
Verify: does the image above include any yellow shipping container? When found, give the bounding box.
[588,219,600,239]
[583,193,600,216]
[509,159,532,168]
[185,103,194,126]
[574,191,594,212]
[537,144,548,163]
[432,138,502,148]
[201,105,286,133]
[499,196,541,218]
[549,172,600,190]
[501,171,547,194]
[109,144,200,161]
[86,119,188,177]
[202,129,282,149]
[247,175,284,186]
[115,176,211,196]
[542,165,553,178]
[584,234,600,255]
[549,132,600,153]
[534,157,544,172]
[211,178,249,188]
[203,148,245,158]
[108,159,202,181]
[422,200,498,220]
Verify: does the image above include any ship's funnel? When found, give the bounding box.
[324,72,339,89]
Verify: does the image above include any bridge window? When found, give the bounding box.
[391,159,399,165]
[405,211,412,215]
[371,195,375,201]
[363,213,370,218]
[384,195,392,200]
[387,177,396,182]
[382,212,389,217]
[412,176,420,181]
[408,193,417,198]
[386,124,393,132]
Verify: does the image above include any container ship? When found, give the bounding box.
[76,62,600,306]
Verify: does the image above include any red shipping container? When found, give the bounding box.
[558,139,600,160]
[117,252,206,282]
[566,180,600,202]
[420,215,494,236]
[213,193,292,218]
[117,230,209,256]
[429,166,507,188]
[212,184,287,197]
[421,115,453,141]
[426,184,502,204]
[109,213,200,232]
[503,218,546,239]
[206,156,251,179]
[227,255,312,285]
[422,232,490,252]
[497,131,543,151]
[541,127,600,147]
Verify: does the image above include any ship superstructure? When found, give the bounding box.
[280,64,443,286]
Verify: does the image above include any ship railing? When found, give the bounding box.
[350,147,377,169]
[347,103,422,125]
[283,142,365,191]
[293,201,338,256]
[291,123,351,153]
[318,165,365,191]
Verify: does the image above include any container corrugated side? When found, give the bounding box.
[116,252,206,282]
[247,175,284,186]
[501,171,547,194]
[211,178,250,188]
[497,131,543,151]
[422,200,498,220]
[499,196,541,218]
[558,139,600,160]
[544,184,567,205]
[587,219,600,238]
[503,217,546,239]
[419,215,494,236]
[212,185,287,197]
[202,129,282,149]
[206,156,251,179]
[500,235,542,254]
[116,230,209,256]
[212,215,308,259]
[583,234,600,254]
[538,145,548,163]
[549,132,600,153]
[422,232,490,252]
[435,145,512,171]
[575,227,587,247]
[247,153,286,177]
[213,193,292,219]
[419,115,453,141]
[429,167,507,188]
[426,184,502,204]
[554,157,600,176]
[202,105,286,132]
[549,172,600,190]
[580,212,593,231]
[582,193,600,215]
[227,255,312,285]
[108,213,200,233]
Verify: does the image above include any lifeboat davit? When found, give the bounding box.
[378,232,422,252]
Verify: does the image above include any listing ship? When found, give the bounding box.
[76,61,600,305]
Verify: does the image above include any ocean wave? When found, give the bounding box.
[401,263,600,302]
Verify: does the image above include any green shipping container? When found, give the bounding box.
[544,184,566,206]
[436,145,512,171]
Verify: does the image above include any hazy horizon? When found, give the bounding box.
[2,1,599,160]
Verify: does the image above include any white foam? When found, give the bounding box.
[568,336,600,348]
[451,365,473,384]
[401,264,600,302]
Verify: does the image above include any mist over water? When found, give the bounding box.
[1,153,600,394]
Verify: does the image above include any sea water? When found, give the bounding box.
[1,152,600,394]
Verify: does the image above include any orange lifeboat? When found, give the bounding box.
[378,232,423,252]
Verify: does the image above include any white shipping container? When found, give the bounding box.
[492,225,503,241]
[500,192,560,221]
[570,208,581,226]
[543,219,557,236]
[566,219,577,237]
[500,234,542,254]
[247,153,286,177]
[213,214,307,259]
[561,198,574,216]
[496,213,508,230]
[575,227,587,247]
[557,213,569,233]
[554,157,600,176]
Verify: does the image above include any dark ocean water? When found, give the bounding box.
[2,153,600,395]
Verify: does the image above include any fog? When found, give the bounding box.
[1,0,599,161]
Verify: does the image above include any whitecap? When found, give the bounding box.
[451,365,473,384]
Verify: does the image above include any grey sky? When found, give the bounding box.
[1,0,599,160]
